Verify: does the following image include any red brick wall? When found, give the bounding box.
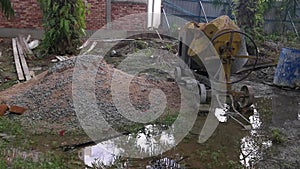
[0,0,43,29]
[0,0,147,30]
[111,2,147,30]
[85,0,107,30]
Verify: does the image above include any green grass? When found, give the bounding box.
[271,128,285,144]
[0,80,18,91]
[0,117,23,134]
[115,110,179,134]
[155,110,179,126]
[0,117,85,168]
[0,151,80,169]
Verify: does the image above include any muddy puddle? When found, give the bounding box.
[77,111,267,168]
[76,88,299,169]
[255,89,300,169]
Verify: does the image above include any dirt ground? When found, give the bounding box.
[0,37,299,168]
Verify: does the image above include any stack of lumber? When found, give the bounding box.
[12,36,34,81]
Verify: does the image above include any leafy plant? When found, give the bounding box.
[0,0,14,19]
[38,0,86,56]
[212,0,236,19]
[155,110,179,126]
[212,0,277,38]
[271,128,285,144]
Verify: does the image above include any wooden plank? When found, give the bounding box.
[16,40,31,81]
[17,36,28,54]
[56,56,69,61]
[56,56,65,61]
[22,37,34,60]
[12,38,25,81]
[62,56,69,60]
[17,35,34,59]
[83,41,97,55]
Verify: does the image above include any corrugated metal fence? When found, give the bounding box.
[163,0,232,22]
[162,0,300,34]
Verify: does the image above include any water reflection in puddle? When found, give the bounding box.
[146,157,183,169]
[240,107,272,168]
[78,124,177,168]
[79,107,274,168]
[78,140,124,167]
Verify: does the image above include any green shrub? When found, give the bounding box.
[39,0,86,56]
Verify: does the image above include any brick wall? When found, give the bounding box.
[111,2,147,30]
[0,0,43,29]
[0,0,147,31]
[85,0,107,30]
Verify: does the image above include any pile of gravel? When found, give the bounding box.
[1,56,180,133]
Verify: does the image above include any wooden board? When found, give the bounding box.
[17,35,34,59]
[12,38,25,81]
[16,40,31,81]
[56,56,69,61]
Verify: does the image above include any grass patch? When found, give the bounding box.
[0,117,85,168]
[115,109,179,134]
[0,117,23,135]
[271,128,285,144]
[0,80,18,91]
[155,110,179,126]
[0,151,81,169]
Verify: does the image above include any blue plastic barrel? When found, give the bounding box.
[273,48,300,88]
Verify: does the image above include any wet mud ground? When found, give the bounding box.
[78,88,299,169]
[0,37,299,168]
[76,39,299,168]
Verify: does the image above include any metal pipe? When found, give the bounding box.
[199,1,208,23]
[288,11,299,40]
[162,8,170,30]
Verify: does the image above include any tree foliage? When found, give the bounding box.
[0,0,14,19]
[38,0,86,56]
[212,0,289,36]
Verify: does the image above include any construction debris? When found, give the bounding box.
[30,67,42,71]
[12,38,25,81]
[55,56,69,61]
[0,104,27,116]
[17,40,31,81]
[82,41,97,54]
[9,105,27,115]
[18,35,34,58]
[12,38,31,81]
[25,35,31,42]
[51,59,58,63]
[0,104,8,116]
[28,40,39,50]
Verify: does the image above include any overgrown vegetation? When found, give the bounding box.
[38,0,86,56]
[213,0,300,41]
[271,128,285,144]
[0,0,14,19]
[117,110,179,134]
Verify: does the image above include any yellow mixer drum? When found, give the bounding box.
[186,15,242,57]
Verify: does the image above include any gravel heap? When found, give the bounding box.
[0,56,180,133]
